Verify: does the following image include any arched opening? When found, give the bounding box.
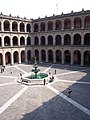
[74,34,81,45]
[4,36,10,46]
[48,50,53,63]
[12,22,18,31]
[13,51,19,63]
[48,35,53,45]
[13,36,18,46]
[26,23,31,32]
[27,37,31,45]
[21,51,25,62]
[41,36,45,45]
[40,22,45,31]
[34,23,39,32]
[34,36,39,45]
[84,16,90,28]
[5,52,11,64]
[47,21,53,31]
[84,51,90,66]
[64,19,71,29]
[0,53,3,65]
[56,50,62,63]
[84,33,90,45]
[0,37,2,46]
[20,23,25,32]
[55,35,61,45]
[64,34,71,45]
[20,36,25,45]
[27,50,31,63]
[73,50,81,65]
[55,20,62,30]
[4,20,10,31]
[35,49,39,61]
[74,17,81,29]
[41,50,46,62]
[64,50,71,64]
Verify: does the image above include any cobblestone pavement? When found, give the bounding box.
[0,63,90,120]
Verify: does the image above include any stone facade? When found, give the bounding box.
[0,10,90,66]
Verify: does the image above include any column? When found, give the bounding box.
[3,50,5,66]
[61,19,64,30]
[71,18,74,29]
[25,50,27,63]
[53,49,56,63]
[39,50,41,61]
[10,20,12,32]
[81,33,84,45]
[11,51,14,65]
[25,23,26,33]
[71,50,73,65]
[71,35,73,45]
[18,50,21,64]
[46,50,48,62]
[81,51,84,66]
[2,35,4,47]
[10,35,13,46]
[61,49,64,64]
[1,19,4,32]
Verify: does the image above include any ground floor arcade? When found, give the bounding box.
[0,47,90,66]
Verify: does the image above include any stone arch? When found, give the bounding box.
[48,49,53,63]
[0,37,2,46]
[34,23,39,32]
[27,36,31,45]
[12,21,18,31]
[34,36,39,45]
[4,20,10,31]
[21,50,25,62]
[47,21,53,31]
[26,23,31,32]
[84,16,90,28]
[64,19,71,29]
[41,36,45,45]
[55,35,61,45]
[20,36,25,45]
[5,52,11,64]
[13,51,19,63]
[27,50,31,62]
[73,50,81,65]
[84,33,90,45]
[64,50,71,64]
[0,53,3,65]
[13,36,18,46]
[48,35,53,45]
[74,17,81,29]
[84,51,90,66]
[35,49,39,61]
[20,22,25,32]
[41,49,46,62]
[40,22,45,31]
[74,34,81,45]
[55,20,62,30]
[64,34,71,45]
[56,50,62,63]
[4,36,10,46]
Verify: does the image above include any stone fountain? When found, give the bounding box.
[21,58,48,85]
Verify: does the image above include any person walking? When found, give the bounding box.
[68,88,72,98]
[55,69,56,74]
[44,79,46,86]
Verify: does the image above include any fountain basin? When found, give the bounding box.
[22,72,49,85]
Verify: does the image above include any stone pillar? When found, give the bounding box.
[11,50,14,65]
[39,50,41,61]
[53,20,55,31]
[25,50,27,63]
[25,23,26,33]
[3,50,5,66]
[1,20,4,32]
[62,34,64,45]
[53,49,56,63]
[71,18,74,29]
[10,35,13,46]
[18,50,21,64]
[81,17,84,29]
[2,35,4,47]
[81,51,84,66]
[61,19,64,30]
[61,49,64,64]
[71,35,73,45]
[46,50,48,62]
[18,35,20,46]
[18,22,20,32]
[53,35,55,45]
[71,50,73,65]
[10,20,12,32]
[81,33,84,45]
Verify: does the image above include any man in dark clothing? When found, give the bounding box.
[68,89,72,97]
[44,79,46,86]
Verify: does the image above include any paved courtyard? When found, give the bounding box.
[0,63,90,120]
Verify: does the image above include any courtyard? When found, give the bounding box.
[0,63,90,120]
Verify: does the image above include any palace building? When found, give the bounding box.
[0,9,90,66]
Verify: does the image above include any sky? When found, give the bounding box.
[0,0,90,19]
